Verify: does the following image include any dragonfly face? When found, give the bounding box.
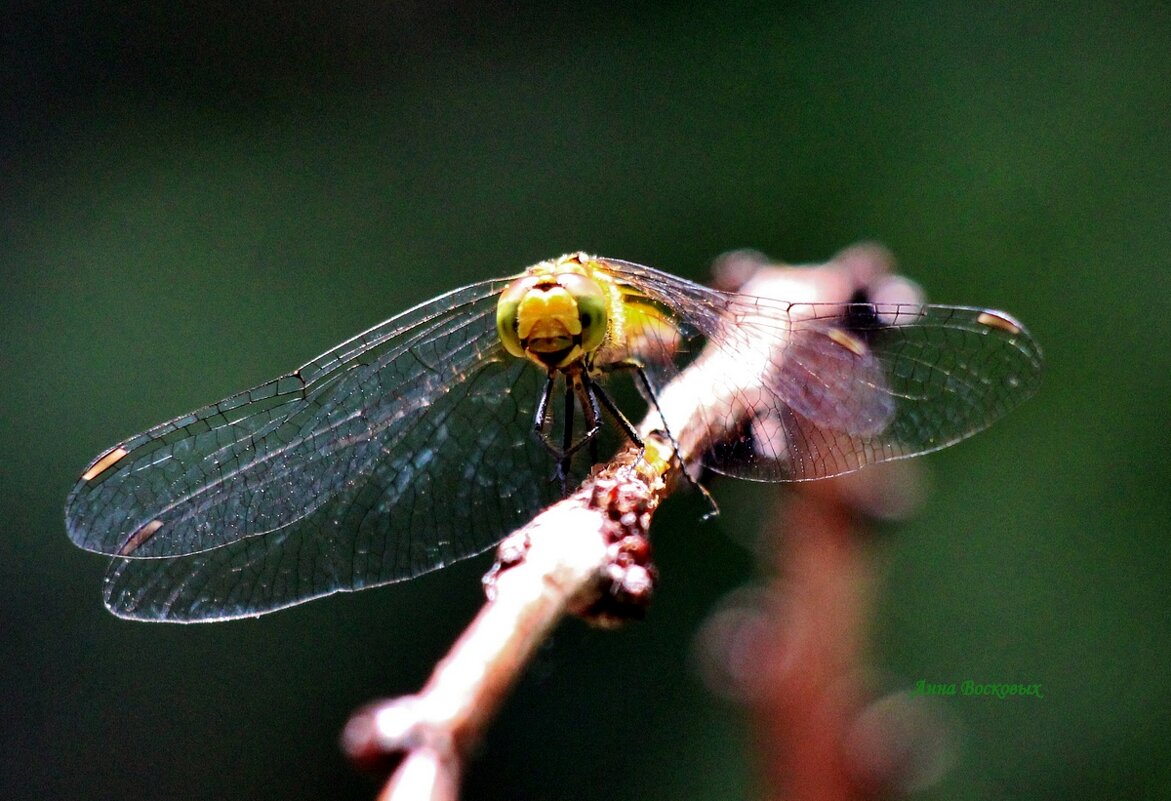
[65,251,1043,621]
[496,255,613,372]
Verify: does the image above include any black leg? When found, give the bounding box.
[557,380,575,495]
[610,361,720,519]
[533,374,556,439]
[585,371,643,447]
[532,372,603,490]
[570,376,602,468]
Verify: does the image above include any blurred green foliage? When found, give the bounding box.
[3,2,1169,799]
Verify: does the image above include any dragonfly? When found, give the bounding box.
[65,252,1043,622]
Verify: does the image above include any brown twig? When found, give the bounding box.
[342,437,679,800]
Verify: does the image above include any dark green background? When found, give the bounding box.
[3,2,1168,799]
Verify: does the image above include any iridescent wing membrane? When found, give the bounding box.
[65,258,1042,621]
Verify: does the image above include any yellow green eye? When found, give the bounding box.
[496,278,531,358]
[557,273,609,354]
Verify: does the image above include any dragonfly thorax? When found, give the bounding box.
[496,257,614,371]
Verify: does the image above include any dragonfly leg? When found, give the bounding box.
[535,385,602,459]
[574,373,605,465]
[532,374,556,440]
[556,379,576,495]
[584,372,643,448]
[532,372,605,494]
[555,374,603,459]
[611,360,720,519]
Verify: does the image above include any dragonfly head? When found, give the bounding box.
[497,261,610,371]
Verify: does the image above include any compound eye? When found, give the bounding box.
[495,278,532,358]
[558,273,609,353]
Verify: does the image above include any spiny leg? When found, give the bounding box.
[612,360,720,519]
[532,373,576,492]
[574,373,603,468]
[533,373,600,459]
[532,371,603,494]
[557,378,576,494]
[581,371,643,447]
[532,373,556,441]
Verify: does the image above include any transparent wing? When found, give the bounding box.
[602,258,1044,481]
[66,278,560,620]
